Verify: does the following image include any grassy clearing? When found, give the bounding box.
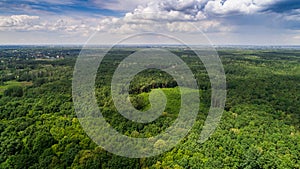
[136,87,201,115]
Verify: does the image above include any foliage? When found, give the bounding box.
[3,86,23,97]
[0,47,299,168]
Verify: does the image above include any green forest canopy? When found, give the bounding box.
[0,47,299,168]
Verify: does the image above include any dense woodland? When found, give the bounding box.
[0,46,299,168]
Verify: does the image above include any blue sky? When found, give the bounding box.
[0,0,299,45]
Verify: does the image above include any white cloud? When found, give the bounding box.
[111,0,233,33]
[166,20,231,33]
[0,1,232,40]
[0,15,40,28]
[281,9,300,22]
[1,0,298,45]
[204,0,275,15]
[0,1,275,34]
[0,15,99,37]
[125,0,208,22]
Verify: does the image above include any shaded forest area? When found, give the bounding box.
[0,47,299,168]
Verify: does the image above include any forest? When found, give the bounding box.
[0,46,299,168]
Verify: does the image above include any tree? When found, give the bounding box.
[4,86,23,97]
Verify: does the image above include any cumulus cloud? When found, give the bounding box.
[107,0,280,33]
[1,0,298,44]
[124,0,207,22]
[0,15,98,37]
[114,0,233,33]
[166,20,227,32]
[0,0,282,34]
[94,0,279,19]
[0,15,40,29]
[204,0,276,15]
[0,1,231,37]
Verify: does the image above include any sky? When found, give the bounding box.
[0,0,300,45]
